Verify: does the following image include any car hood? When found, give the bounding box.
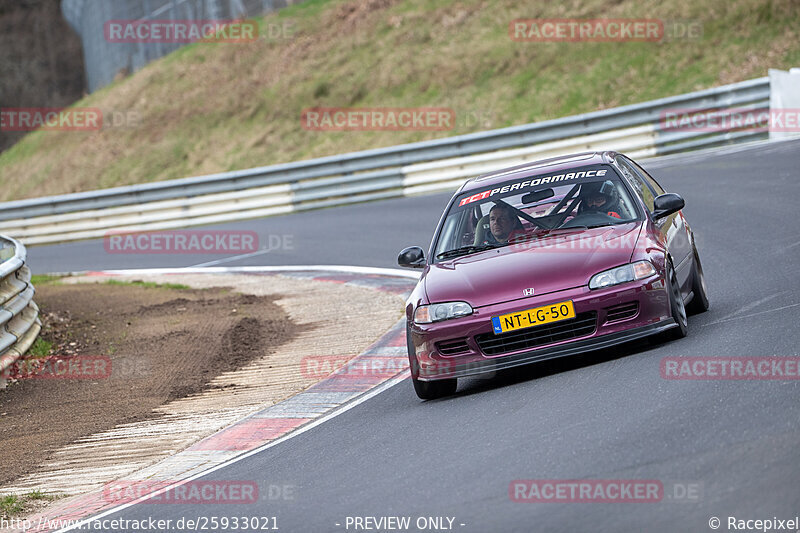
[424,223,643,308]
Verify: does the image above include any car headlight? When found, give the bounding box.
[589,261,657,290]
[414,302,473,323]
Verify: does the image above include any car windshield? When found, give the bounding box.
[433,164,640,261]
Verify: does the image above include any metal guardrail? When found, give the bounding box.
[0,235,41,388]
[0,76,770,245]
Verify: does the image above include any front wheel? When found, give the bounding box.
[662,259,688,341]
[412,377,457,400]
[407,324,457,400]
[686,246,710,314]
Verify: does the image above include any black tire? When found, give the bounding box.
[686,246,710,315]
[662,259,688,341]
[407,323,457,400]
[412,376,458,400]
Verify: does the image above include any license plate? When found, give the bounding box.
[491,300,576,334]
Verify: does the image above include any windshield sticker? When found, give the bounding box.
[459,169,608,207]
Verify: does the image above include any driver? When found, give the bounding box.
[579,180,622,219]
[483,203,523,245]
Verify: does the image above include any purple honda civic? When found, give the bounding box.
[398,151,709,400]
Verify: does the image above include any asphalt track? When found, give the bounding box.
[38,139,800,532]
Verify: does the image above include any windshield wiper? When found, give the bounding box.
[437,244,497,260]
[585,221,633,228]
[553,225,589,231]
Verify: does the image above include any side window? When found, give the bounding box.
[617,158,655,213]
[438,210,464,252]
[623,156,666,195]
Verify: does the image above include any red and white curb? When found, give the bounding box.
[14,267,417,533]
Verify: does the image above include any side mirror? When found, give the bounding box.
[652,193,685,220]
[398,246,426,269]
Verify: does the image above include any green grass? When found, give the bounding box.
[277,0,334,19]
[0,491,59,518]
[25,490,55,501]
[30,274,63,285]
[0,495,23,517]
[0,0,798,200]
[0,494,23,516]
[27,338,52,358]
[103,279,191,290]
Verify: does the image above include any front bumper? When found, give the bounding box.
[415,319,675,380]
[410,277,673,381]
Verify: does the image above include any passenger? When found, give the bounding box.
[579,180,623,218]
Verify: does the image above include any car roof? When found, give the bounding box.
[457,151,618,194]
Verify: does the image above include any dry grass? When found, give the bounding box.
[0,0,798,201]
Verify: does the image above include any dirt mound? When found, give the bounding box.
[0,282,297,487]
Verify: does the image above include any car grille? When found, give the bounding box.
[604,302,639,323]
[435,338,470,356]
[475,312,597,356]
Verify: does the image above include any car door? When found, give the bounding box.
[616,155,693,289]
